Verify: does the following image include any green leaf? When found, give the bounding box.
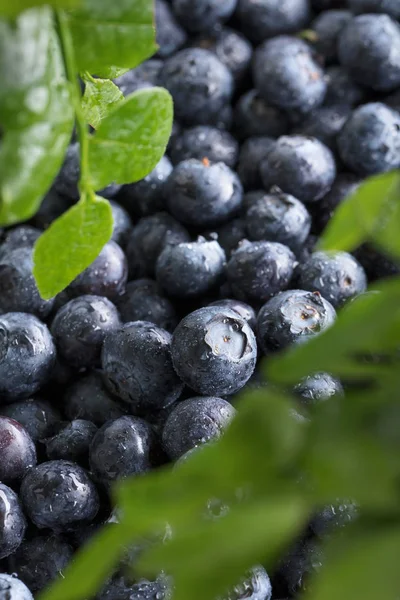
[95,66,130,79]
[81,74,124,129]
[66,0,157,75]
[33,194,113,299]
[318,171,400,257]
[0,0,79,17]
[0,7,74,226]
[88,87,173,190]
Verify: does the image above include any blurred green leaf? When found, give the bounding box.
[88,87,173,190]
[66,0,157,75]
[81,73,123,129]
[0,0,79,17]
[0,7,74,226]
[33,194,113,298]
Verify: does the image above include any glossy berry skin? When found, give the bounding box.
[0,417,36,483]
[0,398,61,442]
[245,189,311,252]
[126,212,190,280]
[292,105,351,153]
[311,10,352,63]
[0,226,41,256]
[256,291,336,354]
[118,156,173,218]
[64,372,126,426]
[311,173,361,233]
[171,307,257,396]
[155,0,187,58]
[51,295,121,369]
[210,299,256,331]
[0,247,55,319]
[0,313,56,402]
[253,37,326,114]
[338,14,400,92]
[166,159,243,228]
[0,574,33,600]
[109,201,132,248]
[8,534,73,593]
[310,501,357,539]
[156,239,226,298]
[0,484,26,560]
[45,420,98,462]
[160,49,234,126]
[97,574,172,600]
[116,279,178,332]
[102,322,184,415]
[20,460,99,532]
[169,126,239,168]
[324,66,368,108]
[227,567,272,600]
[162,396,236,460]
[236,137,275,191]
[172,0,237,33]
[294,372,344,406]
[236,0,310,44]
[212,219,247,259]
[89,416,156,485]
[348,0,400,17]
[226,241,296,305]
[261,136,336,204]
[337,103,400,176]
[233,90,289,141]
[297,251,367,308]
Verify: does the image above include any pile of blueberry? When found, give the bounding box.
[1,0,400,598]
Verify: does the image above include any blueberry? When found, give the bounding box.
[323,66,368,108]
[0,313,56,402]
[310,501,358,539]
[260,136,336,204]
[45,420,98,463]
[245,189,311,252]
[126,212,190,280]
[348,0,400,19]
[385,88,400,113]
[233,90,289,141]
[296,251,367,308]
[156,238,226,298]
[8,534,73,592]
[97,573,172,600]
[0,398,61,442]
[353,243,400,281]
[166,159,243,228]
[169,126,239,168]
[160,49,234,125]
[337,102,400,176]
[102,322,184,414]
[0,574,33,600]
[253,37,326,114]
[338,14,400,92]
[311,10,352,63]
[20,460,99,531]
[114,60,163,95]
[0,417,36,483]
[294,372,344,406]
[226,241,296,305]
[242,190,266,213]
[236,137,275,191]
[236,0,310,44]
[0,226,41,256]
[66,241,128,300]
[32,189,72,230]
[209,299,256,330]
[89,416,156,485]
[117,156,173,218]
[155,0,187,57]
[210,219,247,258]
[0,247,55,318]
[171,306,257,396]
[0,484,26,560]
[292,105,351,153]
[311,173,361,233]
[172,0,237,33]
[116,279,178,332]
[51,295,121,369]
[109,201,132,248]
[256,290,336,354]
[162,395,236,459]
[225,566,272,600]
[277,540,323,596]
[64,371,127,426]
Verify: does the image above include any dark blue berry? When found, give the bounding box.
[226,566,272,600]
[109,201,132,248]
[169,126,239,168]
[233,90,289,141]
[236,0,310,44]
[114,60,163,95]
[116,279,178,332]
[0,226,41,256]
[292,105,351,153]
[277,540,323,596]
[172,0,237,33]
[311,173,361,233]
[211,219,247,258]
[156,238,226,298]
[236,137,275,191]
[323,66,368,108]
[20,460,99,531]
[0,574,33,600]
[294,372,344,406]
[0,398,61,442]
[0,417,36,483]
[310,501,357,539]
[51,295,120,369]
[155,0,187,58]
[226,241,296,305]
[102,322,184,414]
[209,299,256,330]
[166,159,243,228]
[354,244,400,281]
[311,10,352,63]
[162,395,236,459]
[0,313,56,402]
[171,306,257,396]
[32,189,72,230]
[297,251,367,308]
[349,0,400,20]
[260,136,336,204]
[45,420,98,463]
[97,573,172,600]
[0,484,26,560]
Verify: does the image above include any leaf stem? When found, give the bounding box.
[56,9,92,198]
